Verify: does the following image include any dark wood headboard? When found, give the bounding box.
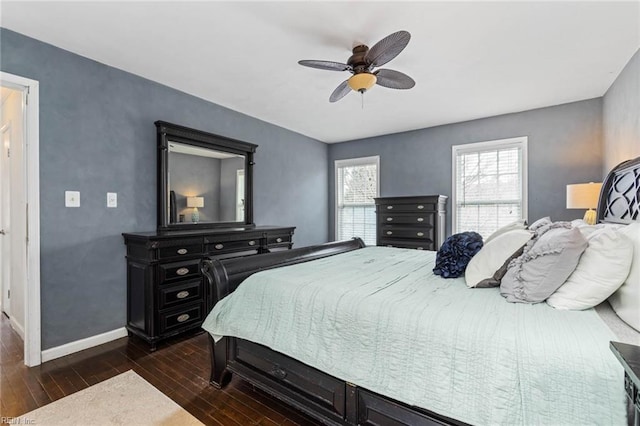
[597,156,640,224]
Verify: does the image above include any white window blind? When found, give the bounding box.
[335,157,379,245]
[452,137,528,238]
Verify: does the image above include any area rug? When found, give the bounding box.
[20,370,204,425]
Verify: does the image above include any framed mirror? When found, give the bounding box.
[156,121,257,230]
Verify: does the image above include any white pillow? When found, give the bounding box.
[573,221,625,238]
[608,222,640,331]
[571,219,588,228]
[465,229,533,288]
[485,219,528,244]
[547,227,633,310]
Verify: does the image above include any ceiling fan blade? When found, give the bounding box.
[329,80,351,102]
[365,30,411,68]
[298,60,351,72]
[374,69,415,89]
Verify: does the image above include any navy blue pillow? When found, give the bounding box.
[433,232,484,278]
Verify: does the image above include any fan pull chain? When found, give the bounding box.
[361,92,364,109]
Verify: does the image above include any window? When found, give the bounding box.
[452,137,528,238]
[236,169,244,221]
[335,156,379,245]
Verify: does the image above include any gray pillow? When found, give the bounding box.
[500,226,588,303]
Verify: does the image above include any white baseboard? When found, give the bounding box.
[41,327,128,363]
[10,316,25,340]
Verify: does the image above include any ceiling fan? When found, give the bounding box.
[298,30,416,103]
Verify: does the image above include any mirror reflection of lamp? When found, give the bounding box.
[187,196,204,223]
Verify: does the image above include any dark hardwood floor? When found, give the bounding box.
[0,315,321,425]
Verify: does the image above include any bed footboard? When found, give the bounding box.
[201,237,365,309]
[202,238,366,388]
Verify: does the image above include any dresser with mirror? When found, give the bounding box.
[123,121,295,349]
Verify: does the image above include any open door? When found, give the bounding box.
[0,115,11,317]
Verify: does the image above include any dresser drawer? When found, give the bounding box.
[357,389,445,426]
[378,202,436,213]
[159,259,200,283]
[380,227,434,240]
[158,243,202,259]
[207,239,262,254]
[234,340,345,418]
[379,239,435,251]
[158,279,203,310]
[267,234,292,246]
[158,303,203,334]
[380,214,434,226]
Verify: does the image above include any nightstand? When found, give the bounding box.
[610,341,640,426]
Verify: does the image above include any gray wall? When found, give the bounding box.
[603,49,640,173]
[0,28,329,349]
[328,99,603,238]
[169,153,221,222]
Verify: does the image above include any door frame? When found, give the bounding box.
[0,71,41,366]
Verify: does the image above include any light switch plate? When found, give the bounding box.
[65,191,80,207]
[107,192,117,208]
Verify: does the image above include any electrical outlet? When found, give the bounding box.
[107,192,117,208]
[65,191,80,207]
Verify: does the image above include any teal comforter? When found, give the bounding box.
[202,247,625,425]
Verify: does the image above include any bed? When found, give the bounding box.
[201,157,640,426]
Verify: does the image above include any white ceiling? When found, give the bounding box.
[1,1,638,143]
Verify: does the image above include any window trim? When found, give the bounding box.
[451,137,528,234]
[334,155,380,241]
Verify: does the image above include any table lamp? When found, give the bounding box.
[566,182,602,225]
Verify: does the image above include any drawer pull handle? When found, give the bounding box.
[177,313,190,323]
[176,290,190,299]
[386,231,393,235]
[417,247,424,250]
[387,205,393,210]
[276,237,283,243]
[176,248,188,255]
[271,365,287,380]
[248,240,256,246]
[417,218,424,222]
[176,267,190,276]
[214,244,224,250]
[386,217,393,221]
[417,205,424,209]
[417,232,424,237]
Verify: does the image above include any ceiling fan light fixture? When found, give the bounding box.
[299,30,413,102]
[348,73,377,92]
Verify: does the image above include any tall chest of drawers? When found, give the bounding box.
[123,226,294,350]
[375,195,447,251]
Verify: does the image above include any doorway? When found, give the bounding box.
[1,88,22,328]
[0,72,41,366]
